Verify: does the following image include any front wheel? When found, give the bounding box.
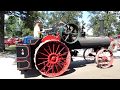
[95,48,114,69]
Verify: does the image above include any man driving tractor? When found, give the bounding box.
[33,20,44,39]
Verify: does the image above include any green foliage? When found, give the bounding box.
[21,11,83,35]
[5,16,19,37]
[5,11,42,37]
[22,28,32,37]
[23,11,41,30]
[88,11,117,36]
[47,11,82,27]
[116,22,120,34]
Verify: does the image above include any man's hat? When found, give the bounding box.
[35,19,43,24]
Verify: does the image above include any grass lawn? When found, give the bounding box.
[5,45,16,54]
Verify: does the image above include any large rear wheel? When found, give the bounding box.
[34,40,71,77]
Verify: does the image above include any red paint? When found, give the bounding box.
[41,33,60,42]
[34,40,71,77]
[4,37,22,46]
[109,36,114,42]
[96,49,113,69]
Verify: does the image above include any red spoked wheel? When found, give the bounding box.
[34,40,71,77]
[95,48,113,69]
[108,40,117,52]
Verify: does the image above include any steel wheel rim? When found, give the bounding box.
[34,40,71,77]
[95,49,113,69]
[83,48,95,61]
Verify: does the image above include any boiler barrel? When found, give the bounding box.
[79,36,110,48]
[67,36,110,49]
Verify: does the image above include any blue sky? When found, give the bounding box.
[79,11,93,35]
[80,11,90,24]
[78,11,91,27]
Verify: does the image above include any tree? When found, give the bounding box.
[22,11,41,29]
[0,11,28,52]
[112,11,120,35]
[88,11,117,36]
[47,11,82,27]
[6,11,42,37]
[0,11,5,52]
[19,11,83,35]
[0,11,83,52]
[5,16,19,37]
[116,22,120,35]
[19,11,46,36]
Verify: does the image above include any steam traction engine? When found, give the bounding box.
[16,23,114,77]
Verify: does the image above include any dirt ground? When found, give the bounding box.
[0,50,120,79]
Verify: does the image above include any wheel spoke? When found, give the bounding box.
[57,47,65,54]
[40,62,50,72]
[55,44,60,53]
[44,48,50,55]
[48,44,52,53]
[59,60,65,66]
[59,52,68,56]
[46,63,51,67]
[107,56,112,61]
[37,61,47,66]
[38,58,48,60]
[51,65,55,74]
[60,57,66,60]
[65,34,70,41]
[46,63,52,73]
[72,33,78,36]
[53,43,55,53]
[57,62,63,69]
[102,52,106,56]
[38,51,48,57]
[41,63,47,72]
[55,64,59,73]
